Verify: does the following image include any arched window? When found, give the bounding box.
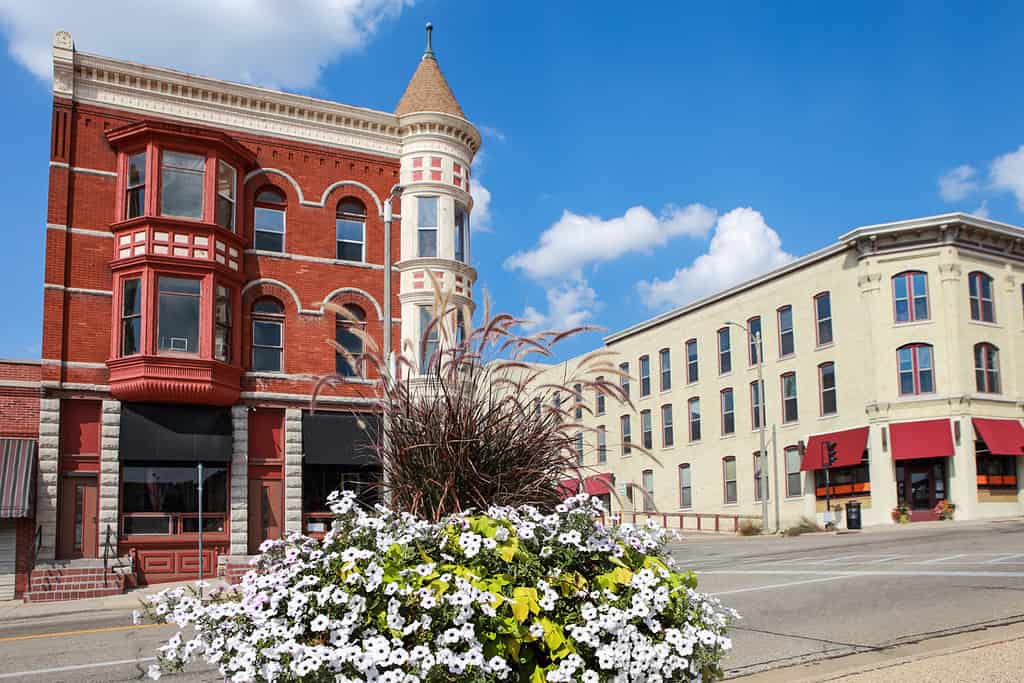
[968,271,995,322]
[251,297,284,371]
[335,305,366,377]
[892,271,929,322]
[897,343,935,395]
[336,198,366,262]
[253,188,286,252]
[974,343,1000,393]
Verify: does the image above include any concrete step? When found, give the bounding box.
[23,587,124,603]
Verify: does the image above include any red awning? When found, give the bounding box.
[559,473,615,498]
[801,427,870,471]
[890,419,954,461]
[973,418,1024,456]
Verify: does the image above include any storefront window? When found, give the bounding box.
[814,457,870,499]
[976,441,1018,489]
[121,462,227,535]
[302,464,377,514]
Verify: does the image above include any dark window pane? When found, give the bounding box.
[127,187,145,219]
[157,278,200,353]
[216,195,234,231]
[255,230,284,253]
[252,348,281,372]
[122,318,140,356]
[121,463,228,514]
[160,277,201,295]
[256,189,284,204]
[895,300,909,322]
[160,152,205,219]
[337,241,363,262]
[336,218,364,243]
[919,369,934,394]
[122,279,141,316]
[418,229,437,258]
[253,320,282,347]
[253,299,283,315]
[254,207,284,233]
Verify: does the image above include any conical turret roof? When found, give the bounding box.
[395,23,466,118]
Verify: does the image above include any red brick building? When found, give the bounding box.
[0,27,479,600]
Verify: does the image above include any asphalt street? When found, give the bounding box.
[0,518,1020,681]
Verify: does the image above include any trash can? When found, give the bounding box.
[845,501,862,530]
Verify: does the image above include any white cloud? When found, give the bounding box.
[636,207,795,310]
[938,165,979,202]
[469,151,493,232]
[0,0,412,90]
[520,279,599,332]
[478,125,505,142]
[973,200,990,219]
[504,203,717,280]
[991,145,1024,210]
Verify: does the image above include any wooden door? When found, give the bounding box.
[248,478,283,555]
[57,476,98,559]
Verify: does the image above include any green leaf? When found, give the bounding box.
[498,539,518,562]
[510,595,530,623]
[505,635,520,661]
[541,617,563,652]
[530,665,547,683]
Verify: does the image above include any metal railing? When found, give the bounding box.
[600,510,762,534]
[102,524,115,587]
[26,524,42,573]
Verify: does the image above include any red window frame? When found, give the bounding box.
[747,316,762,365]
[897,343,935,395]
[974,342,1000,393]
[720,387,735,435]
[814,291,833,346]
[818,362,837,415]
[968,271,995,322]
[892,271,930,323]
[717,327,731,375]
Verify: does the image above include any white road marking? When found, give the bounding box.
[814,554,866,564]
[860,555,903,564]
[0,656,157,679]
[701,568,1024,578]
[710,574,856,596]
[917,553,967,564]
[986,553,1024,564]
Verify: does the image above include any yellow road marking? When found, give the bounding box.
[0,622,170,643]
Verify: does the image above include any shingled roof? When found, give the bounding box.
[395,24,466,118]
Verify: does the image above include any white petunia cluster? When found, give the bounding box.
[145,491,736,682]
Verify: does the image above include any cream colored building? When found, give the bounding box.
[542,213,1024,529]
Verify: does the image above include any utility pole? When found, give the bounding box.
[772,424,780,533]
[381,185,402,508]
[197,462,204,599]
[725,321,768,532]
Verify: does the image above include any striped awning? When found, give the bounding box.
[0,439,36,518]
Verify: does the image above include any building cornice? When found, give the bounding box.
[839,212,1024,243]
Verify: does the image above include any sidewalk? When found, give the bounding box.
[0,578,229,623]
[731,620,1024,682]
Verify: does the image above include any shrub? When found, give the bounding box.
[145,492,735,682]
[737,520,762,536]
[782,517,823,537]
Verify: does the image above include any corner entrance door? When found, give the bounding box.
[57,476,98,559]
[248,478,283,555]
[898,459,947,521]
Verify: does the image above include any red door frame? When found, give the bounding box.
[57,475,99,559]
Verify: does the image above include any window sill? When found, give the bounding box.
[779,421,801,429]
[815,342,835,351]
[245,248,387,271]
[817,413,840,421]
[785,496,804,501]
[718,371,733,379]
[892,319,933,328]
[720,433,736,440]
[968,319,1002,329]
[778,353,796,362]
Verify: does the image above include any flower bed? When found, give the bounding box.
[145,492,736,681]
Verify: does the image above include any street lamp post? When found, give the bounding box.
[381,185,402,508]
[725,320,769,533]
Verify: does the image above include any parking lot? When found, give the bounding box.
[670,518,1024,677]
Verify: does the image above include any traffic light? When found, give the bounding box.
[825,440,838,467]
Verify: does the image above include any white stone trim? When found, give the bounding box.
[0,379,42,389]
[36,398,60,561]
[241,278,318,316]
[240,391,378,405]
[230,405,248,556]
[244,249,390,271]
[98,400,121,548]
[43,283,113,297]
[283,409,302,534]
[49,161,70,169]
[42,359,108,369]
[40,381,111,392]
[48,161,117,178]
[47,223,114,238]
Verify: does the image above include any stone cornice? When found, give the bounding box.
[69,51,405,158]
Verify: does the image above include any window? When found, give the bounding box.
[419,306,438,375]
[974,343,1000,393]
[968,271,995,322]
[781,372,798,423]
[251,298,284,371]
[417,196,438,257]
[126,152,146,219]
[620,415,632,455]
[160,151,205,219]
[976,441,1017,489]
[619,362,630,398]
[120,278,142,356]
[661,404,674,447]
[597,426,607,464]
[454,202,469,263]
[574,433,584,465]
[678,464,692,509]
[893,271,929,322]
[819,362,837,415]
[814,292,833,346]
[335,305,366,377]
[214,285,232,362]
[777,306,794,357]
[215,161,236,230]
[253,188,286,252]
[303,464,377,513]
[785,446,802,497]
[640,409,653,449]
[754,452,769,501]
[817,454,870,499]
[659,348,672,391]
[157,276,200,353]
[723,456,737,504]
[686,338,699,383]
[897,343,935,395]
[688,397,701,442]
[551,392,562,423]
[717,327,731,375]
[639,355,651,396]
[336,198,366,262]
[641,469,655,512]
[595,377,606,415]
[750,380,764,430]
[748,316,762,365]
[721,388,735,435]
[121,463,227,535]
[573,384,583,419]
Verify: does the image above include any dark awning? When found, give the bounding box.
[120,403,232,462]
[890,419,954,461]
[302,411,379,466]
[0,439,36,518]
[973,418,1024,456]
[801,427,869,471]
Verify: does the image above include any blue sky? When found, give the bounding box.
[1,1,1023,361]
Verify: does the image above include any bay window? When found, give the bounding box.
[126,152,146,219]
[893,271,929,322]
[214,285,232,362]
[974,343,1000,394]
[160,151,205,219]
[157,276,201,354]
[897,343,935,395]
[215,160,236,230]
[121,278,142,356]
